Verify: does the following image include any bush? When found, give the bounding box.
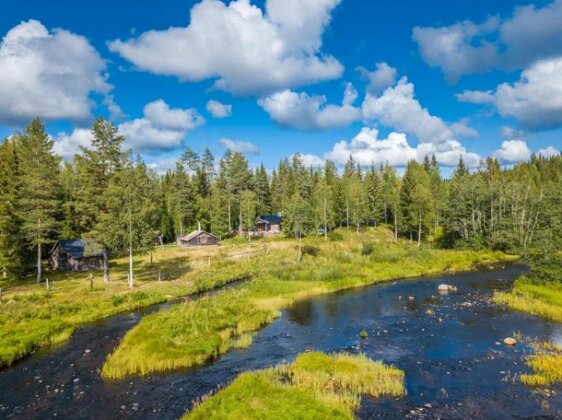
[361,243,375,256]
[302,245,320,257]
[328,231,343,242]
[111,295,126,306]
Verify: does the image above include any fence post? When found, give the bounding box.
[207,257,211,267]
[46,278,50,292]
[89,273,93,291]
[0,287,2,303]
[158,271,162,282]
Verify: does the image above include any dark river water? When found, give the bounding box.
[1,265,561,419]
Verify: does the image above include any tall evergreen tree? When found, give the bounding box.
[18,118,62,283]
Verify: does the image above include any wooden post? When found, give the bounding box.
[46,278,50,291]
[0,287,3,303]
[158,271,162,282]
[89,273,93,291]
[207,257,211,267]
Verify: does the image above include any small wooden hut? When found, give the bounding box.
[177,230,220,247]
[50,239,104,272]
[255,215,282,235]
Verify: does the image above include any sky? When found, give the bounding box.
[0,0,561,175]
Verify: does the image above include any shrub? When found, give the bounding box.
[329,231,343,242]
[302,245,320,257]
[361,243,375,256]
[111,295,126,306]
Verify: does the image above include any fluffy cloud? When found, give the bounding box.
[357,62,397,95]
[306,127,481,169]
[493,140,532,164]
[118,100,204,151]
[458,57,562,130]
[537,146,560,158]
[413,0,562,81]
[299,153,325,167]
[362,77,456,144]
[0,20,112,125]
[53,129,93,160]
[220,138,260,154]
[258,87,362,130]
[108,0,343,95]
[206,100,232,118]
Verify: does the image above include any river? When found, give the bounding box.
[1,265,561,419]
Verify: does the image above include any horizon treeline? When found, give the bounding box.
[1,118,561,281]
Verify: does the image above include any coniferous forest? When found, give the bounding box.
[1,117,560,282]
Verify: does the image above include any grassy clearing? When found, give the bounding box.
[102,228,515,379]
[494,256,562,322]
[519,341,562,388]
[184,352,405,419]
[0,240,269,368]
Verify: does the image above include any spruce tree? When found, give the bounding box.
[18,118,62,283]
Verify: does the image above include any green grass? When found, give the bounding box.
[102,228,516,379]
[0,241,267,368]
[184,352,405,419]
[519,341,562,388]
[494,255,562,322]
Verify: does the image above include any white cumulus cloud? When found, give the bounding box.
[362,77,456,144]
[259,86,362,130]
[0,20,113,125]
[220,138,260,154]
[413,0,562,81]
[458,57,562,130]
[357,62,399,95]
[537,146,560,158]
[53,129,94,160]
[108,0,343,95]
[206,100,233,118]
[306,127,481,169]
[118,100,204,151]
[493,139,532,164]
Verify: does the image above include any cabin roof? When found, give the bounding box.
[256,215,282,225]
[178,230,219,242]
[54,239,104,259]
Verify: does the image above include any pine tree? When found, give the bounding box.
[0,136,30,278]
[18,118,62,283]
[75,118,126,283]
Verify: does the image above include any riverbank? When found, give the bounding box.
[102,228,516,379]
[0,240,273,368]
[184,352,405,420]
[494,256,562,323]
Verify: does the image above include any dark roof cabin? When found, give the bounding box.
[256,215,282,235]
[177,230,220,247]
[50,239,104,272]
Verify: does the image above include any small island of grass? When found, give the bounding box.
[184,352,405,420]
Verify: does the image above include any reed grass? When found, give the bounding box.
[184,352,404,419]
[520,341,562,387]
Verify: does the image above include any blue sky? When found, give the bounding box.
[0,0,561,174]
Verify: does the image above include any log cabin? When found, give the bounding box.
[50,239,104,272]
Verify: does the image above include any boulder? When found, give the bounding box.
[503,337,517,346]
[438,284,457,293]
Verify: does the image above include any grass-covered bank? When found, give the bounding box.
[184,352,405,419]
[0,241,269,369]
[102,228,516,379]
[494,256,562,322]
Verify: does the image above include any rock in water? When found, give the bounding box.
[503,337,517,346]
[438,284,457,293]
